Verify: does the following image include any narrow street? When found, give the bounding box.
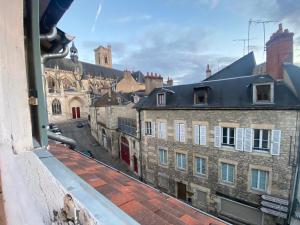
[57,119,138,178]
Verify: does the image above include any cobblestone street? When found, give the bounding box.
[57,119,139,179]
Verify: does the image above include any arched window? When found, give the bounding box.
[48,77,55,93]
[52,99,62,115]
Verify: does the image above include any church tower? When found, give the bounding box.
[70,42,78,63]
[94,45,112,68]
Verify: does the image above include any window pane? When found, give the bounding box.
[251,169,258,188]
[254,129,260,139]
[262,130,269,140]
[182,155,186,169]
[228,165,234,182]
[196,158,200,173]
[229,137,234,145]
[256,85,271,101]
[223,128,227,136]
[254,140,260,148]
[221,163,227,181]
[201,159,206,174]
[259,171,267,190]
[262,140,269,149]
[176,154,180,167]
[229,128,234,138]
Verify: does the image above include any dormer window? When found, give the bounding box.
[157,93,166,106]
[194,89,207,105]
[253,83,274,104]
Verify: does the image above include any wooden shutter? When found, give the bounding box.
[152,122,156,137]
[200,125,206,146]
[175,123,180,141]
[243,128,253,152]
[271,130,281,156]
[214,126,221,147]
[180,124,185,142]
[235,128,244,151]
[194,125,200,145]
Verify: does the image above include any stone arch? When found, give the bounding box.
[69,96,84,119]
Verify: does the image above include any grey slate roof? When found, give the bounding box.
[204,52,256,81]
[45,58,124,80]
[135,74,300,109]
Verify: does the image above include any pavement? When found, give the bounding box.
[56,119,138,179]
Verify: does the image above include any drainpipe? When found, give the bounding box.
[138,109,143,181]
[40,27,57,41]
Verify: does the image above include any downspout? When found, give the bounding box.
[138,109,143,181]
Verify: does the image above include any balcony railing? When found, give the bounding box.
[118,117,136,136]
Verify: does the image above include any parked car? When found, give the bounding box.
[76,122,84,128]
[82,150,94,158]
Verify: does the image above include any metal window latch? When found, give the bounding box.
[29,96,38,105]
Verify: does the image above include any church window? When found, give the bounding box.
[52,99,62,115]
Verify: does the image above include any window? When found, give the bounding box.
[158,122,166,139]
[145,122,152,135]
[52,99,61,115]
[256,85,271,101]
[176,153,186,170]
[159,148,168,165]
[175,123,185,142]
[222,127,235,146]
[194,89,207,104]
[195,157,206,175]
[48,77,55,93]
[251,169,268,191]
[157,93,165,106]
[221,163,235,183]
[104,56,108,64]
[253,129,270,151]
[194,124,206,145]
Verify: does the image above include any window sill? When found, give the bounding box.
[194,173,208,179]
[252,101,274,105]
[219,181,236,188]
[220,145,235,151]
[175,168,187,173]
[250,151,272,157]
[249,188,268,195]
[158,163,169,169]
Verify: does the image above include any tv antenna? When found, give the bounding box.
[247,19,278,55]
[233,38,256,56]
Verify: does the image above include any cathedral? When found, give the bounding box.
[44,43,146,122]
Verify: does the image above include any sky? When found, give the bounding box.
[58,0,300,84]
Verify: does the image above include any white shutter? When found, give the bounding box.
[175,123,180,141]
[161,122,166,139]
[235,128,244,151]
[194,125,200,145]
[271,130,281,156]
[214,126,221,148]
[180,124,185,142]
[152,122,156,137]
[200,125,206,146]
[243,128,253,152]
[142,122,145,136]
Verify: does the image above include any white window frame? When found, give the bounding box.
[195,157,206,176]
[157,93,166,106]
[220,162,235,184]
[158,148,168,166]
[145,121,152,135]
[175,123,185,142]
[193,124,207,146]
[158,122,167,139]
[176,152,186,171]
[251,169,268,192]
[253,129,270,152]
[222,127,235,147]
[253,82,274,104]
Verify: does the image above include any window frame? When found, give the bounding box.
[253,129,270,152]
[175,122,185,143]
[194,89,208,105]
[253,82,274,104]
[222,127,235,147]
[220,162,236,184]
[158,121,167,139]
[194,156,207,176]
[52,99,62,115]
[250,169,269,192]
[145,121,152,135]
[158,148,168,166]
[157,92,166,106]
[175,152,187,171]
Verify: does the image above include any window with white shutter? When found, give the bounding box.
[271,130,281,156]
[235,128,244,151]
[175,123,185,142]
[194,125,200,145]
[222,127,235,147]
[253,129,270,152]
[158,122,166,139]
[244,128,253,152]
[152,122,156,137]
[200,125,206,145]
[214,126,221,147]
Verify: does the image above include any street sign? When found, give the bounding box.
[261,207,287,219]
[261,195,289,205]
[261,201,288,212]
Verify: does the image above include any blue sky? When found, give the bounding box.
[58,0,300,84]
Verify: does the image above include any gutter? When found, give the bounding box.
[47,131,77,150]
[137,109,143,181]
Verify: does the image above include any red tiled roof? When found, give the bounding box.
[49,144,228,225]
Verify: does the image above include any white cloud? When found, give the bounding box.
[113,14,152,23]
[91,1,103,32]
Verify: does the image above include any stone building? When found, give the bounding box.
[135,25,300,225]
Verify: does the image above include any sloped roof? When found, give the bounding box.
[136,74,300,109]
[45,58,124,80]
[284,63,300,98]
[50,144,228,225]
[204,52,256,81]
[131,71,145,83]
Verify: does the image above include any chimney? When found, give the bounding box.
[167,77,173,86]
[123,70,132,79]
[206,64,212,78]
[145,72,163,95]
[266,23,294,80]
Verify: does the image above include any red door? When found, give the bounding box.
[76,107,80,118]
[72,107,76,119]
[120,137,130,165]
[133,155,138,173]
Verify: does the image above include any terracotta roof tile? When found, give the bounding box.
[49,144,228,225]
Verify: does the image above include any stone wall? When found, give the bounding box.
[141,109,299,224]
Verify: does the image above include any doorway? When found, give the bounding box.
[177,182,187,201]
[72,107,80,119]
[133,155,138,173]
[120,137,130,165]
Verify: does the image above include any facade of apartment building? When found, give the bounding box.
[135,24,300,225]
